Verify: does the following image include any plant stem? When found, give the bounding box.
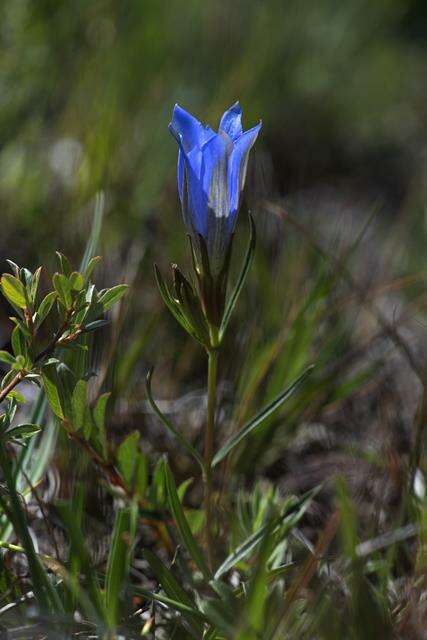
[204,347,218,571]
[0,371,25,404]
[0,310,75,406]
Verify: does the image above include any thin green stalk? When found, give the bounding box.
[204,344,218,571]
[0,538,55,564]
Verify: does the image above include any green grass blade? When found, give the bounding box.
[199,598,236,636]
[133,586,208,621]
[214,523,272,581]
[146,369,205,471]
[105,505,137,629]
[234,520,276,639]
[163,460,211,580]
[212,365,314,467]
[144,548,204,636]
[56,501,105,621]
[214,491,316,580]
[0,395,55,542]
[80,191,104,272]
[0,445,62,613]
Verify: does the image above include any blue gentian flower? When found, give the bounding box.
[169,102,261,275]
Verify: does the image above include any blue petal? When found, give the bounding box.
[200,133,230,212]
[169,126,206,234]
[183,133,230,242]
[169,123,203,205]
[177,149,184,202]
[170,104,202,153]
[219,102,243,141]
[170,104,215,153]
[202,134,234,274]
[182,150,209,237]
[168,123,185,202]
[228,122,262,226]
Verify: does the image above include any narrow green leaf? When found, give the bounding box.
[21,268,33,289]
[56,500,105,620]
[36,291,57,328]
[163,460,211,580]
[6,423,42,439]
[146,368,204,471]
[212,365,314,467]
[41,364,65,419]
[144,548,204,636]
[99,284,129,311]
[199,598,235,636]
[69,271,85,291]
[11,326,28,361]
[30,266,42,302]
[178,478,194,502]
[5,390,26,404]
[52,273,72,309]
[93,392,110,459]
[214,491,316,580]
[149,458,166,505]
[105,506,136,628]
[236,521,276,637]
[135,453,148,499]
[71,380,88,431]
[220,214,256,339]
[80,192,104,272]
[0,351,16,365]
[117,431,140,487]
[55,252,72,277]
[154,265,206,345]
[134,586,208,621]
[93,393,109,427]
[1,369,17,392]
[214,520,275,581]
[204,626,222,640]
[11,317,31,339]
[6,260,20,277]
[82,319,109,332]
[0,444,63,613]
[0,274,27,309]
[116,432,147,496]
[83,256,102,281]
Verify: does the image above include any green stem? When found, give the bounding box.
[0,538,54,563]
[204,347,218,570]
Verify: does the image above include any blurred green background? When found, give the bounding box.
[1,0,426,259]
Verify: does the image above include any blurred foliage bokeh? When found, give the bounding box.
[1,0,427,260]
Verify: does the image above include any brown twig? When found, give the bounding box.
[0,371,25,405]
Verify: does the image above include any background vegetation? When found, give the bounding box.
[0,1,426,637]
